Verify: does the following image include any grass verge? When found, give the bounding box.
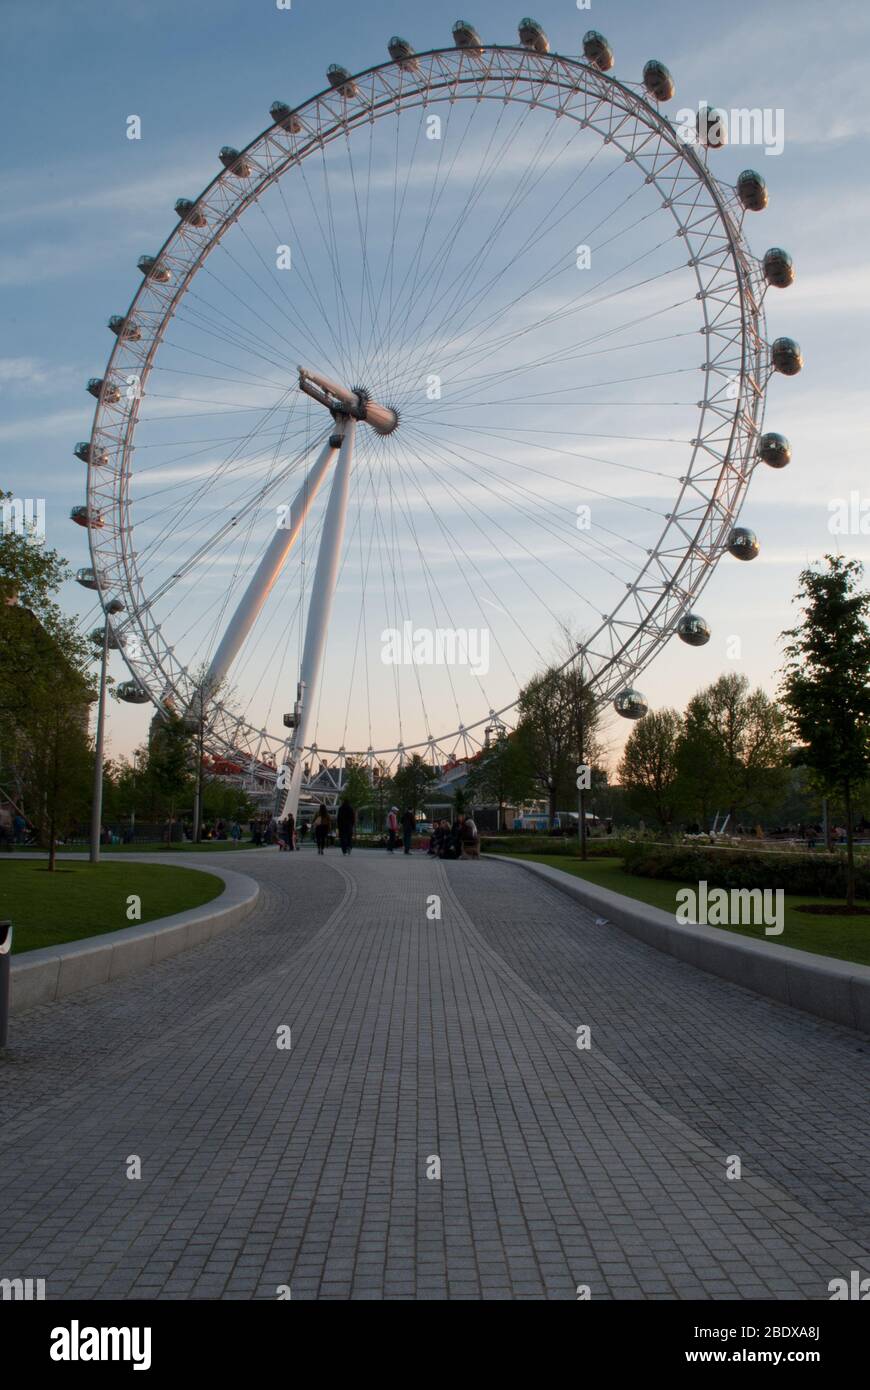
[0,860,224,954]
[498,853,870,967]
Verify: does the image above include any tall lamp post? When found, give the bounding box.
[89,597,124,865]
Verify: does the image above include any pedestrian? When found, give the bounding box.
[12,811,26,845]
[286,811,296,851]
[299,820,308,844]
[230,821,242,846]
[337,796,355,855]
[401,807,416,855]
[314,803,331,855]
[387,806,399,853]
[459,812,481,860]
[0,801,12,852]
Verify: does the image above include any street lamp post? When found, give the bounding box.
[89,598,123,865]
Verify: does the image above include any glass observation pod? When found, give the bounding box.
[326,66,359,98]
[87,377,121,404]
[269,102,303,134]
[614,689,649,720]
[518,19,550,54]
[219,146,253,178]
[762,247,795,289]
[677,613,711,646]
[108,314,141,342]
[452,21,484,53]
[74,442,109,466]
[387,37,419,71]
[582,30,614,71]
[771,337,803,376]
[116,681,151,704]
[736,169,768,212]
[728,527,760,561]
[757,432,791,468]
[642,59,675,102]
[137,254,171,283]
[696,104,728,148]
[75,567,99,590]
[70,505,102,529]
[175,198,207,227]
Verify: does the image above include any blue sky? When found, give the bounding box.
[2,0,868,769]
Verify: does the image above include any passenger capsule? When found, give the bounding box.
[108,314,141,342]
[75,567,99,590]
[614,688,648,720]
[728,527,760,561]
[174,197,207,227]
[452,20,483,52]
[697,104,727,148]
[677,613,711,647]
[771,336,803,376]
[117,680,151,704]
[71,505,103,529]
[87,377,121,404]
[137,254,171,283]
[326,65,359,97]
[582,30,614,71]
[74,441,109,466]
[736,168,768,212]
[518,18,549,53]
[757,432,791,468]
[762,247,795,289]
[388,36,419,70]
[642,59,674,102]
[269,101,303,133]
[219,146,253,177]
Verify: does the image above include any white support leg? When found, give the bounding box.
[201,434,338,698]
[279,417,356,823]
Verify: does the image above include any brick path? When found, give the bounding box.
[0,849,867,1300]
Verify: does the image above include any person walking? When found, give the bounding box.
[337,797,355,855]
[314,803,331,855]
[459,812,481,859]
[401,807,416,855]
[285,811,296,851]
[387,806,399,853]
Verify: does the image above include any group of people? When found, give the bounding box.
[272,799,358,856]
[0,801,28,850]
[427,814,480,860]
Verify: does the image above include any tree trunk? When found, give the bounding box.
[844,779,855,910]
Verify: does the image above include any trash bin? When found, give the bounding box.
[0,920,11,1049]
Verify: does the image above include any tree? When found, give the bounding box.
[389,753,437,817]
[464,731,534,830]
[148,714,194,834]
[340,760,374,820]
[779,555,870,908]
[514,642,602,842]
[1,503,97,867]
[617,708,683,830]
[677,673,789,829]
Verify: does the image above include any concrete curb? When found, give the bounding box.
[9,856,260,1014]
[489,855,870,1034]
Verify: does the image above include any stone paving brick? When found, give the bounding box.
[0,848,867,1301]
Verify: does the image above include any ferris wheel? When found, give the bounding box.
[72,19,801,818]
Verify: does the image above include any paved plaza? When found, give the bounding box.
[1,849,868,1300]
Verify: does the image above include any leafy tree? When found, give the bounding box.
[618,708,684,830]
[514,643,602,836]
[780,555,870,908]
[677,673,789,829]
[389,753,437,817]
[148,713,194,833]
[464,731,534,830]
[340,759,374,818]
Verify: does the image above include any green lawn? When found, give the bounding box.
[499,853,870,967]
[0,860,224,954]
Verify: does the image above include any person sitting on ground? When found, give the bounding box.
[459,812,480,860]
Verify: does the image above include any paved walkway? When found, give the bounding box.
[1,849,868,1300]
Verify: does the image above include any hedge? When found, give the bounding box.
[621,841,870,898]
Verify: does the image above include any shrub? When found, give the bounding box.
[621,841,870,898]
